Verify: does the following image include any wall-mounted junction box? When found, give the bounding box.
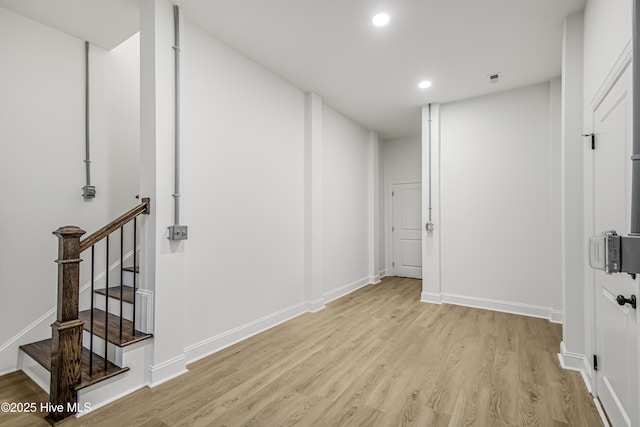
[168,225,188,240]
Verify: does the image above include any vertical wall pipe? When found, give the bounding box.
[85,41,90,186]
[172,5,181,225]
[631,0,640,235]
[82,41,95,198]
[428,103,433,224]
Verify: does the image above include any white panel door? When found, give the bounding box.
[392,182,422,278]
[592,65,639,427]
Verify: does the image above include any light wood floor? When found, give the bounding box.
[0,277,602,426]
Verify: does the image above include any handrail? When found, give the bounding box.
[80,198,150,252]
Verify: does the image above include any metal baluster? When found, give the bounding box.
[104,236,109,372]
[89,245,95,376]
[133,217,137,335]
[120,227,124,343]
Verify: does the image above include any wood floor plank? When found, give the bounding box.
[0,277,603,426]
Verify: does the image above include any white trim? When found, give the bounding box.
[602,376,632,427]
[306,298,326,313]
[0,368,18,377]
[0,308,56,354]
[420,292,443,304]
[184,301,309,364]
[369,274,381,284]
[136,289,154,334]
[550,310,564,324]
[591,40,632,111]
[558,341,593,393]
[378,269,388,278]
[148,355,188,387]
[593,397,612,427]
[438,292,554,320]
[324,276,370,304]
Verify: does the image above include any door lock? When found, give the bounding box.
[616,294,637,309]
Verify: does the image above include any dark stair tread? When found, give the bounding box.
[94,285,135,304]
[122,266,139,273]
[79,309,152,347]
[19,339,129,390]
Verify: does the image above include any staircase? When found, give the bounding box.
[18,199,152,424]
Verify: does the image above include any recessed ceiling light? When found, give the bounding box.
[372,13,390,27]
[418,81,432,89]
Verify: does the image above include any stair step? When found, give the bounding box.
[19,339,129,390]
[122,266,139,273]
[79,309,152,347]
[94,285,135,304]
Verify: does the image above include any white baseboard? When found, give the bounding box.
[421,291,443,304]
[148,354,188,387]
[378,269,388,278]
[306,298,326,313]
[431,292,554,320]
[558,341,593,393]
[593,397,612,427]
[550,309,564,324]
[184,301,309,365]
[369,274,381,284]
[324,276,370,304]
[557,343,609,426]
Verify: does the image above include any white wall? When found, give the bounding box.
[181,20,306,354]
[383,136,421,184]
[438,82,556,316]
[108,33,140,217]
[322,104,371,298]
[0,6,139,373]
[549,77,563,323]
[378,141,385,275]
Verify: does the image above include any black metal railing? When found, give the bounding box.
[80,198,149,376]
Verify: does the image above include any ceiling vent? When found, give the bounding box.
[488,73,501,83]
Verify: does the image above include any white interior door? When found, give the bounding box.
[391,182,422,278]
[592,65,639,427]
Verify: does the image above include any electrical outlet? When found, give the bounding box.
[168,225,188,240]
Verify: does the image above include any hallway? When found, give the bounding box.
[1,277,601,426]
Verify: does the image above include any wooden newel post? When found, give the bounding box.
[48,226,86,425]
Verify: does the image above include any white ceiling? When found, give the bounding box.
[0,0,586,139]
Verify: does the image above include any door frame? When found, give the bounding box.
[385,180,421,277]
